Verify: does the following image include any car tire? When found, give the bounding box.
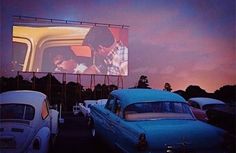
[88,117,95,137]
[48,136,54,153]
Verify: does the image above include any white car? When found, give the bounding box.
[188,97,226,111]
[72,103,81,115]
[0,90,59,153]
[79,99,107,117]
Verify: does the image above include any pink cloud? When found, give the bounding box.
[159,66,175,74]
[131,67,157,74]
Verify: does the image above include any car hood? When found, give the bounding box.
[133,119,225,151]
[0,122,36,153]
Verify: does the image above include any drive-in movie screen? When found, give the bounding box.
[1,1,235,153]
[12,24,128,76]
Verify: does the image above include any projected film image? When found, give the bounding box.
[12,24,128,76]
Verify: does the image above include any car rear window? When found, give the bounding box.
[202,104,226,110]
[0,104,35,120]
[124,101,194,121]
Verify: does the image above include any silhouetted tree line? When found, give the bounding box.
[173,85,236,105]
[0,74,118,111]
[134,75,236,105]
[1,74,235,110]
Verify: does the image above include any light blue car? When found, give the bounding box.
[89,89,230,153]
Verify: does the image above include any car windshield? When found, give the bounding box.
[124,101,194,121]
[0,104,35,120]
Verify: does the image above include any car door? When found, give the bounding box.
[103,96,122,145]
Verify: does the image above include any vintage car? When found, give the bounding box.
[0,90,59,153]
[89,89,230,153]
[188,97,226,122]
[206,106,236,135]
[79,99,107,117]
[188,97,226,111]
[206,106,236,153]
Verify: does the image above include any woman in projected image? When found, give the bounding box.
[82,26,128,75]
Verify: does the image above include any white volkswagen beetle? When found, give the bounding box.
[0,90,59,153]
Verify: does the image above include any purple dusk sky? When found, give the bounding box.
[1,0,235,92]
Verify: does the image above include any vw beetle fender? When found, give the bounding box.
[50,109,59,135]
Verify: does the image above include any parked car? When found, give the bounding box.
[188,97,226,111]
[207,106,236,153]
[79,99,107,117]
[0,90,59,153]
[206,106,236,135]
[72,103,81,115]
[188,97,226,122]
[89,89,230,153]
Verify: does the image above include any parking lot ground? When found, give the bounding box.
[51,112,114,153]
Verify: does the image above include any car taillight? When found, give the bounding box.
[165,145,174,153]
[137,133,148,151]
[33,138,40,150]
[41,101,49,119]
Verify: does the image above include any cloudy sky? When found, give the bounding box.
[1,0,235,92]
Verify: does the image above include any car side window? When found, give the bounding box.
[12,41,28,71]
[190,101,200,109]
[113,99,121,117]
[105,96,116,111]
[105,96,122,117]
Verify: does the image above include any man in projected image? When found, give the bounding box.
[82,26,128,75]
[53,54,88,73]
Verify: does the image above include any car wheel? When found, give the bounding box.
[48,136,54,153]
[88,117,97,138]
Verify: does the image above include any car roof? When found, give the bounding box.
[188,97,225,107]
[0,90,47,108]
[111,89,186,108]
